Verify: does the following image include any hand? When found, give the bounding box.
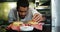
[33,13,43,22]
[11,25,20,31]
[6,24,12,30]
[11,24,25,31]
[6,23,25,31]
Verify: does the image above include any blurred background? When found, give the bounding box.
[0,0,51,32]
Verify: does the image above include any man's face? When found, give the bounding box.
[18,6,29,19]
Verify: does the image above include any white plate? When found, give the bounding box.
[20,26,34,31]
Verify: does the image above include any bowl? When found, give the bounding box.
[20,26,34,31]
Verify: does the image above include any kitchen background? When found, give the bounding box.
[0,0,51,32]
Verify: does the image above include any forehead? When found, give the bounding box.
[18,6,28,11]
[20,6,28,8]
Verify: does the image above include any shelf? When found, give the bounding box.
[36,6,50,10]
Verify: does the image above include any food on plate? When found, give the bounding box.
[13,21,23,26]
[27,20,38,25]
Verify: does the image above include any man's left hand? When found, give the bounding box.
[33,13,43,22]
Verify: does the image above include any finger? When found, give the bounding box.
[38,17,43,22]
[36,14,43,22]
[38,18,41,22]
[7,24,12,29]
[33,14,39,19]
[36,16,41,22]
[33,16,38,22]
[34,15,40,22]
[33,15,40,22]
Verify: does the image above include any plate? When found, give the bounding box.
[20,26,34,31]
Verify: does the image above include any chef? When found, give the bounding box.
[7,0,43,31]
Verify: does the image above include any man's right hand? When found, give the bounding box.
[6,23,25,31]
[11,25,20,31]
[6,24,12,30]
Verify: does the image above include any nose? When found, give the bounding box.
[22,13,26,16]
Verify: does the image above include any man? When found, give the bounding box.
[7,0,43,32]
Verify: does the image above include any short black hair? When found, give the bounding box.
[17,0,29,9]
